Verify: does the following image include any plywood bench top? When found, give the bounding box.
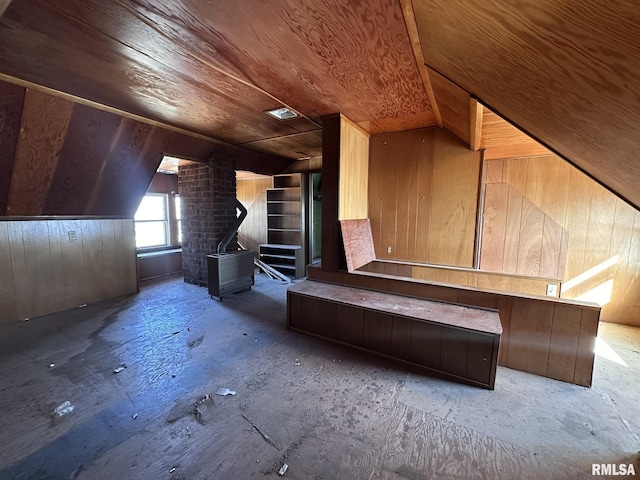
[288,280,502,335]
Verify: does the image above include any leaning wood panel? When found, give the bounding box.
[7,90,73,216]
[340,219,376,272]
[0,81,24,215]
[506,299,553,377]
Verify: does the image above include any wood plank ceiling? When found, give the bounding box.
[1,0,640,211]
[412,0,640,210]
[0,0,435,162]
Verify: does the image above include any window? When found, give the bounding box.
[175,195,182,244]
[134,194,168,248]
[134,193,182,249]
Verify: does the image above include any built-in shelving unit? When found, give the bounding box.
[259,173,306,278]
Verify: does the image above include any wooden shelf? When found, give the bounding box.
[262,173,306,278]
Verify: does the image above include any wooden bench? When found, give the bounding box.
[287,280,503,389]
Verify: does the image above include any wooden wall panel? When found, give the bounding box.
[0,82,24,215]
[7,90,73,215]
[0,222,18,321]
[237,177,273,255]
[0,218,137,324]
[480,109,551,160]
[429,129,480,266]
[427,68,470,145]
[338,116,369,221]
[483,156,640,326]
[43,105,122,215]
[368,127,478,267]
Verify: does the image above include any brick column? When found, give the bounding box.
[178,155,237,286]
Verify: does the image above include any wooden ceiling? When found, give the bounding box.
[0,0,435,162]
[1,0,640,210]
[412,0,640,210]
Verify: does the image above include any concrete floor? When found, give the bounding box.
[0,273,638,479]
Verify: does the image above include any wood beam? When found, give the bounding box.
[399,0,442,127]
[470,98,483,151]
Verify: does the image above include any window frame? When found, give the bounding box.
[134,193,182,252]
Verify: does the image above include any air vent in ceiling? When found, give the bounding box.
[265,107,300,120]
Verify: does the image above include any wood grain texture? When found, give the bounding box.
[237,177,273,255]
[481,110,551,160]
[238,130,323,162]
[399,0,442,127]
[7,90,74,215]
[413,0,640,210]
[546,305,581,383]
[470,98,483,151]
[0,219,137,324]
[0,0,435,164]
[428,68,470,145]
[489,155,640,326]
[340,219,376,272]
[43,105,122,215]
[338,116,369,221]
[0,82,24,214]
[307,265,600,386]
[369,127,478,267]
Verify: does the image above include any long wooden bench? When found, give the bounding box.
[307,264,601,387]
[288,280,503,389]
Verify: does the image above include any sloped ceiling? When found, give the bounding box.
[0,0,639,210]
[0,0,435,162]
[412,0,640,210]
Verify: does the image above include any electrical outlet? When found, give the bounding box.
[546,284,558,296]
[68,231,77,241]
[387,246,392,254]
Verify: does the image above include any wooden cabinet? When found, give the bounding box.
[287,280,502,389]
[260,173,306,278]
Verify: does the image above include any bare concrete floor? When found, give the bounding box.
[0,273,638,480]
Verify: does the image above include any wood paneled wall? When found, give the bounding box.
[308,265,600,387]
[338,115,369,221]
[237,177,273,255]
[0,218,137,324]
[359,260,561,298]
[480,182,568,279]
[368,127,481,267]
[483,156,640,326]
[0,80,291,218]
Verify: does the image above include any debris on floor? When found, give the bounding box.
[294,359,301,366]
[113,364,127,374]
[241,413,278,449]
[49,363,55,368]
[167,394,215,425]
[278,463,289,476]
[132,413,138,420]
[53,401,74,417]
[187,335,204,348]
[215,387,236,396]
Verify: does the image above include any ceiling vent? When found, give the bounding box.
[265,107,300,120]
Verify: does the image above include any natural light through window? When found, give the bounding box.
[134,194,168,248]
[595,337,628,367]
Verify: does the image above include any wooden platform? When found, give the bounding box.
[288,280,502,389]
[308,264,601,387]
